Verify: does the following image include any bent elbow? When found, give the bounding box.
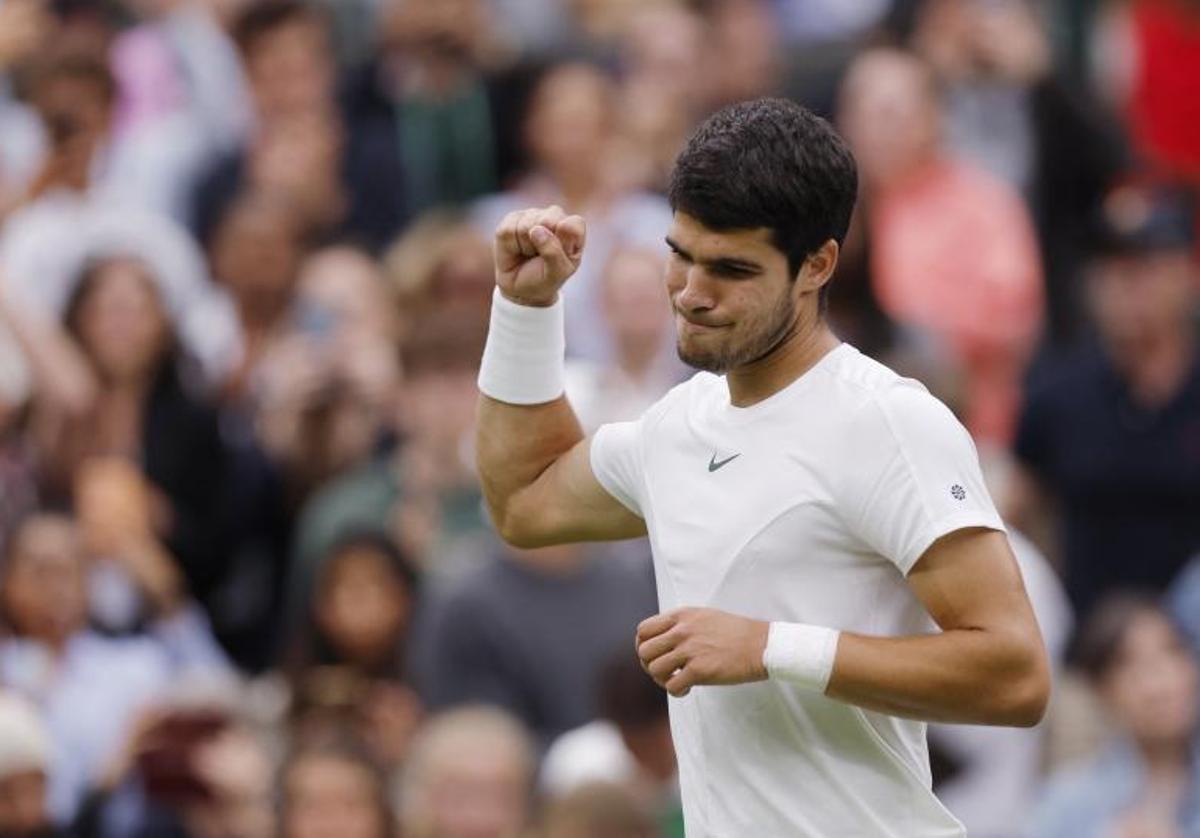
[1000,653,1052,728]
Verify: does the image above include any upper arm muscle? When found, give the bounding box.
[907,528,1039,637]
[505,437,647,546]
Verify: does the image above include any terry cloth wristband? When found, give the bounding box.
[763,622,841,692]
[478,287,566,405]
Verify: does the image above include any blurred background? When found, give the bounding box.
[0,0,1197,836]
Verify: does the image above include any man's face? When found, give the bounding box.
[1088,248,1196,350]
[665,212,799,373]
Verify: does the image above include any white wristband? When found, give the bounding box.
[478,287,566,405]
[762,622,840,693]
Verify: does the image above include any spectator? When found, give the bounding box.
[289,298,494,589]
[539,781,657,838]
[1026,594,1200,837]
[0,513,224,823]
[281,733,394,838]
[838,46,1045,446]
[191,0,406,251]
[471,61,672,364]
[542,652,681,836]
[416,542,657,746]
[398,705,534,838]
[288,531,423,771]
[909,0,1128,345]
[0,49,241,382]
[1012,179,1200,618]
[343,0,507,220]
[208,191,304,407]
[74,685,276,838]
[564,244,682,432]
[0,691,55,837]
[384,211,494,340]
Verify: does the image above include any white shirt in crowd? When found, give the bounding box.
[590,342,1005,837]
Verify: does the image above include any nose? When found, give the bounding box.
[673,265,716,314]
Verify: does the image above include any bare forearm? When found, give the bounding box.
[825,627,1049,727]
[475,394,583,535]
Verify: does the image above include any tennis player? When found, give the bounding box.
[475,98,1049,837]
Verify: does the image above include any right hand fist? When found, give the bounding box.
[493,206,586,307]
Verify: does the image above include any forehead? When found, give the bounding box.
[667,212,781,261]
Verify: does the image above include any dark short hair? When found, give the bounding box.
[233,0,325,58]
[668,98,858,304]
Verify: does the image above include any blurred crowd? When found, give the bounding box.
[0,0,1197,836]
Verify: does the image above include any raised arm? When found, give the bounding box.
[476,206,646,548]
[637,528,1050,727]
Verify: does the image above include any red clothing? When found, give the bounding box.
[1129,0,1200,178]
[871,159,1044,445]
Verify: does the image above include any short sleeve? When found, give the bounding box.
[848,383,1006,575]
[590,420,645,518]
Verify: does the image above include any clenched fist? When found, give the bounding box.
[637,607,770,698]
[493,205,586,307]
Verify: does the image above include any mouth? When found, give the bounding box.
[676,315,729,335]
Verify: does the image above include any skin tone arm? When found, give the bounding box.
[637,527,1051,727]
[476,205,646,547]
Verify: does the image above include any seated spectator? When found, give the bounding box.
[1012,179,1200,618]
[208,191,305,408]
[344,0,507,219]
[384,211,494,340]
[191,0,406,251]
[471,60,673,365]
[540,781,658,838]
[289,299,494,594]
[23,255,281,670]
[74,681,276,838]
[0,50,240,382]
[541,652,680,835]
[287,531,423,771]
[0,513,226,824]
[1026,594,1200,837]
[280,732,393,838]
[909,0,1127,343]
[252,242,401,494]
[838,46,1044,446]
[565,243,683,432]
[398,705,534,838]
[416,542,657,746]
[0,690,54,837]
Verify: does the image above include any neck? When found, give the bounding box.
[726,308,840,407]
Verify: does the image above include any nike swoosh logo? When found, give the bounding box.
[708,452,741,472]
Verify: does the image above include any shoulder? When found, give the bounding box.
[829,348,962,440]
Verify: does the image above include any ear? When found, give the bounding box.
[796,239,839,296]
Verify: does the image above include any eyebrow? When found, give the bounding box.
[665,237,764,274]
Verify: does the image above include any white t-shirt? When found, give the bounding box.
[590,343,1005,838]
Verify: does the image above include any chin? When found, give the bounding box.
[676,340,729,373]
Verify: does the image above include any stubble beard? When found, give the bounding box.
[676,292,798,374]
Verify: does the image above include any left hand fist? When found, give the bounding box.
[636,607,770,698]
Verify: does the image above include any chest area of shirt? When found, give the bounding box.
[639,422,859,606]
